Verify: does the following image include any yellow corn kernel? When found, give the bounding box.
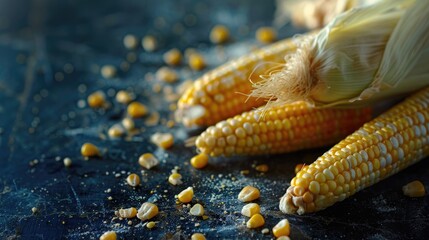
[126,173,141,187]
[146,221,156,229]
[100,65,117,79]
[127,101,148,118]
[122,118,135,130]
[156,66,178,83]
[168,173,183,185]
[295,164,305,174]
[142,35,157,52]
[241,203,260,217]
[81,143,100,157]
[150,132,174,149]
[246,213,265,229]
[210,25,230,44]
[255,164,269,172]
[256,27,277,44]
[189,203,205,216]
[63,157,72,168]
[99,231,116,240]
[116,90,134,104]
[277,236,291,240]
[117,207,137,219]
[178,187,194,203]
[163,48,182,66]
[402,180,426,197]
[190,153,209,169]
[137,202,159,221]
[87,91,106,108]
[188,53,206,71]
[138,153,159,169]
[272,219,290,237]
[108,124,124,138]
[238,185,260,202]
[123,34,139,50]
[191,233,206,240]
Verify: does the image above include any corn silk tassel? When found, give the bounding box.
[252,0,429,108]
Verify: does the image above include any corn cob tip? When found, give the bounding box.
[279,186,313,215]
[175,104,207,127]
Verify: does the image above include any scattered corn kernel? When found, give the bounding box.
[108,124,125,138]
[246,213,265,229]
[238,186,260,202]
[63,157,72,168]
[273,219,290,237]
[99,231,117,240]
[190,153,209,169]
[122,118,135,130]
[210,25,230,44]
[189,203,204,216]
[150,132,174,149]
[277,236,291,240]
[31,207,38,214]
[138,153,159,169]
[191,233,206,240]
[142,35,157,52]
[123,34,139,50]
[178,187,194,203]
[241,203,260,217]
[127,101,148,118]
[255,164,269,172]
[295,163,304,174]
[163,48,182,66]
[116,90,134,104]
[100,65,117,79]
[81,143,100,157]
[137,202,159,221]
[256,27,277,43]
[117,207,137,219]
[126,173,141,187]
[168,173,183,185]
[188,53,206,71]
[156,66,178,83]
[402,180,426,197]
[146,221,156,229]
[87,91,106,108]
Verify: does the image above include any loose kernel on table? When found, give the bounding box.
[189,203,204,216]
[255,27,277,43]
[238,186,260,202]
[277,236,291,240]
[188,53,205,71]
[163,48,182,66]
[178,187,194,203]
[168,173,183,185]
[156,66,178,83]
[210,25,230,44]
[137,202,159,221]
[117,207,137,219]
[255,164,269,172]
[127,101,148,118]
[150,132,174,149]
[63,157,72,168]
[402,180,426,197]
[146,221,156,229]
[246,213,265,229]
[31,207,38,214]
[191,233,206,240]
[116,90,134,104]
[122,118,135,130]
[142,35,157,52]
[99,231,117,240]
[126,173,141,187]
[241,203,260,217]
[81,143,100,157]
[123,34,139,50]
[87,91,106,108]
[108,124,125,138]
[138,153,159,169]
[272,219,290,238]
[190,153,209,169]
[100,65,117,79]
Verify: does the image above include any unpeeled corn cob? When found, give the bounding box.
[195,101,372,157]
[281,86,429,215]
[176,35,307,127]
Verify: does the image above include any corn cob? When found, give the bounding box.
[195,101,372,157]
[176,35,307,127]
[281,86,429,215]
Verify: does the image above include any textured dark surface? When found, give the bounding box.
[0,0,429,239]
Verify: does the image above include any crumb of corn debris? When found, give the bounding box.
[150,132,174,149]
[191,233,206,240]
[156,66,178,83]
[116,90,134,104]
[261,228,269,234]
[63,157,72,168]
[81,143,100,158]
[189,203,204,216]
[273,219,290,237]
[137,202,159,221]
[99,231,117,240]
[210,25,230,44]
[121,118,135,130]
[188,53,205,71]
[146,221,156,229]
[277,236,291,240]
[168,173,183,185]
[241,203,260,217]
[402,180,426,197]
[294,163,304,174]
[178,187,194,203]
[190,153,209,169]
[255,27,277,43]
[127,101,148,118]
[100,65,117,79]
[123,34,139,50]
[142,35,157,52]
[117,207,137,219]
[255,164,269,172]
[31,207,38,214]
[87,91,106,108]
[126,173,141,187]
[163,48,182,66]
[138,153,159,169]
[246,213,265,229]
[238,186,260,202]
[166,120,175,128]
[108,124,125,138]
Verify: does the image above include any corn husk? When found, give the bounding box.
[254,0,429,108]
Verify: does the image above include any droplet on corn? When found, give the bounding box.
[191,233,206,240]
[178,187,194,203]
[137,202,159,221]
[210,25,230,44]
[272,219,290,238]
[142,35,157,52]
[117,207,137,219]
[126,173,141,187]
[189,203,204,216]
[99,231,117,240]
[123,34,139,50]
[190,153,209,169]
[163,48,182,66]
[127,101,148,118]
[168,173,183,185]
[246,213,265,229]
[81,143,100,158]
[156,66,178,83]
[87,91,106,108]
[100,65,117,79]
[241,203,260,217]
[138,153,159,169]
[402,180,426,197]
[255,27,277,43]
[150,132,174,149]
[238,186,260,202]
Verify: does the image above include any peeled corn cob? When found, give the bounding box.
[195,101,372,157]
[281,86,429,215]
[176,35,308,127]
